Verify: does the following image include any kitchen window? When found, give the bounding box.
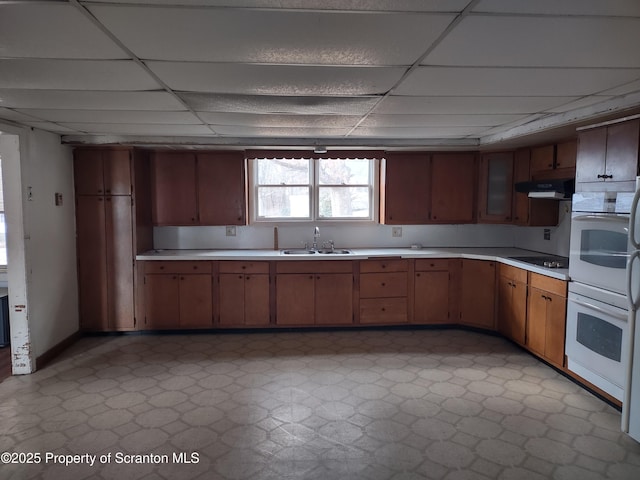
[249,154,379,223]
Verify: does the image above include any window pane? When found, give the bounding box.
[319,186,370,218]
[257,186,310,218]
[319,159,370,185]
[256,159,310,185]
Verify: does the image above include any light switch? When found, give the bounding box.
[54,192,63,206]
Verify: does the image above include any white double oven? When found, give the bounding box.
[567,191,634,401]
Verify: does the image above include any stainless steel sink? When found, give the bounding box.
[282,249,351,255]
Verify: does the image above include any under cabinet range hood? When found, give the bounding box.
[515,178,575,199]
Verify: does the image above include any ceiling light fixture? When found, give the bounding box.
[313,146,328,154]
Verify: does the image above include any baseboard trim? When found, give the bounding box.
[35,331,81,370]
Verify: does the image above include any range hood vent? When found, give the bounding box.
[515,178,575,200]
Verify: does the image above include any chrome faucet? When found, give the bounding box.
[312,226,320,250]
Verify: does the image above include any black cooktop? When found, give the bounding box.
[509,255,569,269]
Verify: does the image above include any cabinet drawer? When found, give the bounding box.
[219,261,269,274]
[144,261,213,274]
[415,258,450,271]
[359,259,408,273]
[276,261,353,274]
[360,272,408,298]
[499,264,527,283]
[360,298,407,324]
[529,273,567,297]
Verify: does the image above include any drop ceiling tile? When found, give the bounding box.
[61,123,213,135]
[180,93,380,115]
[0,60,160,90]
[0,4,125,59]
[91,0,469,11]
[14,109,202,125]
[376,96,580,114]
[473,0,640,16]
[0,90,186,111]
[0,108,44,123]
[474,114,548,137]
[148,62,405,95]
[22,122,84,134]
[360,113,526,127]
[198,112,359,128]
[212,125,351,137]
[396,67,640,97]
[90,5,455,64]
[601,79,640,96]
[424,15,640,68]
[546,96,617,113]
[351,126,485,137]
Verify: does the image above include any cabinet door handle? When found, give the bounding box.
[381,282,386,287]
[416,273,421,277]
[597,174,613,179]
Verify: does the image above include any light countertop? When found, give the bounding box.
[137,247,570,281]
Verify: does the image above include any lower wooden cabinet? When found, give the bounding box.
[413,259,450,324]
[359,259,408,324]
[275,261,353,326]
[459,260,496,329]
[497,264,528,344]
[526,274,567,368]
[219,261,270,327]
[143,261,213,329]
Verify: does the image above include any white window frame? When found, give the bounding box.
[249,157,379,224]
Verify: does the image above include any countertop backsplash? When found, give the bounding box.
[153,222,554,252]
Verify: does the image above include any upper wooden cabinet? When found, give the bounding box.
[576,118,640,191]
[430,153,476,223]
[381,152,475,225]
[198,152,246,225]
[151,152,198,225]
[529,140,576,180]
[513,149,559,227]
[74,148,132,196]
[151,151,247,226]
[381,152,430,224]
[478,152,514,223]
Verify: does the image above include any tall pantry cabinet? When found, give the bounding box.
[74,148,152,331]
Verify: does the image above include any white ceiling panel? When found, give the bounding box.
[0,90,186,111]
[0,108,43,123]
[212,125,351,137]
[198,112,359,128]
[148,62,404,95]
[376,96,580,114]
[473,0,640,16]
[61,123,213,136]
[0,4,125,59]
[601,80,640,96]
[424,16,640,68]
[396,67,640,97]
[14,110,203,125]
[22,122,85,134]
[88,0,470,11]
[360,113,526,127]
[546,96,616,113]
[0,60,160,91]
[90,6,455,65]
[351,126,485,138]
[180,93,381,115]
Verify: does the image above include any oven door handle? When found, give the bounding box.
[570,297,629,321]
[627,250,640,312]
[630,188,640,249]
[572,214,630,223]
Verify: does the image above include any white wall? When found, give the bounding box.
[154,223,519,250]
[17,128,78,358]
[513,201,572,257]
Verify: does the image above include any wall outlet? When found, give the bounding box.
[225,226,236,237]
[392,227,402,238]
[544,228,551,240]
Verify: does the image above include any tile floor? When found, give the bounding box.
[0,329,639,480]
